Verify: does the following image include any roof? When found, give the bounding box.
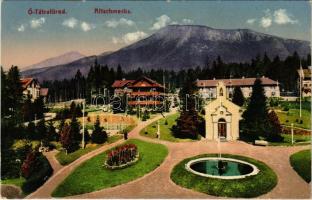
[129,76,164,88]
[128,101,162,105]
[112,80,134,88]
[196,77,279,87]
[20,78,35,89]
[112,76,164,89]
[297,69,311,79]
[40,88,49,96]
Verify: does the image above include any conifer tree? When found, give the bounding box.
[242,78,269,139]
[232,87,245,106]
[91,116,107,144]
[69,114,81,147]
[6,66,23,120]
[172,73,204,139]
[36,119,47,141]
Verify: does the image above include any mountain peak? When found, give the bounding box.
[22,51,85,71]
[155,24,270,42]
[22,25,309,81]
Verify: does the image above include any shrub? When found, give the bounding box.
[83,129,90,144]
[21,155,53,193]
[172,111,205,139]
[1,149,22,179]
[105,144,138,167]
[60,124,79,153]
[21,151,37,179]
[282,105,289,111]
[47,120,59,142]
[269,97,279,107]
[142,110,150,121]
[267,110,283,142]
[36,119,47,141]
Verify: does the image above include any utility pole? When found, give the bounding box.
[299,60,303,118]
[163,71,166,111]
[82,99,85,149]
[291,123,294,145]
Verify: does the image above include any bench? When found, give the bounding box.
[254,140,269,146]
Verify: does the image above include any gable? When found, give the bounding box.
[211,105,232,116]
[205,98,240,115]
[131,80,154,87]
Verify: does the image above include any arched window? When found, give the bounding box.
[219,88,223,96]
[218,118,226,123]
[218,118,226,138]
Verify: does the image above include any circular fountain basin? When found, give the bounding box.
[185,157,260,179]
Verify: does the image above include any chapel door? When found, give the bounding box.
[218,118,226,138]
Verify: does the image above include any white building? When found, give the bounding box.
[297,68,312,97]
[204,81,241,141]
[21,78,48,101]
[196,77,280,99]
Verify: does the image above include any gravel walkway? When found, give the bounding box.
[27,111,311,199]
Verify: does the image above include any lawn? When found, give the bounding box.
[276,109,311,130]
[52,139,168,197]
[55,134,123,165]
[269,134,311,146]
[140,113,199,142]
[0,177,25,188]
[290,149,311,183]
[171,154,277,198]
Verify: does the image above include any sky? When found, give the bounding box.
[1,0,311,70]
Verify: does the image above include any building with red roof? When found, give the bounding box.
[112,76,165,107]
[20,78,49,102]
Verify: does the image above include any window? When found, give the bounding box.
[219,88,223,96]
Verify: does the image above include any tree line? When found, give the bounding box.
[41,52,310,103]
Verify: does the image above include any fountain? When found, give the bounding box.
[185,138,260,179]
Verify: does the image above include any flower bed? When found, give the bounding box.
[104,144,139,169]
[282,126,311,135]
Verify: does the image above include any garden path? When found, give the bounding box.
[42,150,63,173]
[27,110,311,199]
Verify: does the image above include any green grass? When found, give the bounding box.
[140,113,199,142]
[171,154,277,198]
[290,149,311,183]
[279,101,311,111]
[269,134,311,146]
[276,109,311,130]
[0,177,25,188]
[55,134,123,165]
[52,139,168,197]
